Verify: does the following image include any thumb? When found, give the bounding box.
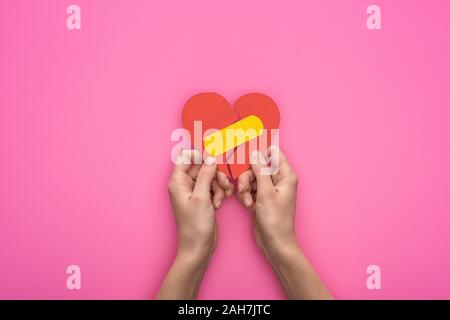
[250,150,274,194]
[193,156,217,196]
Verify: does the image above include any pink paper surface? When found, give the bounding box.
[1,0,450,299]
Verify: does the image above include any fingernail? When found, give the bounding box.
[259,152,268,164]
[193,150,203,164]
[251,150,267,165]
[251,150,259,164]
[245,198,252,207]
[175,151,189,165]
[238,183,243,192]
[205,156,216,166]
[215,200,222,208]
[225,189,233,197]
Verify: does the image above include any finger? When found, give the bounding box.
[173,149,202,175]
[188,164,201,180]
[169,150,202,196]
[193,156,217,196]
[250,150,275,194]
[267,146,298,186]
[237,170,255,193]
[267,145,290,174]
[217,170,234,197]
[211,180,225,209]
[236,188,254,209]
[243,192,254,208]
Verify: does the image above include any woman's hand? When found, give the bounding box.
[157,150,232,299]
[236,146,333,299]
[237,146,299,259]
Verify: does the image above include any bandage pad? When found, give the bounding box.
[181,92,280,180]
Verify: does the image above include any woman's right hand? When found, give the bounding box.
[236,146,332,300]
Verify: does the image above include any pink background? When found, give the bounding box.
[1,0,450,299]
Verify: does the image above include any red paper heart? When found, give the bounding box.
[182,92,280,179]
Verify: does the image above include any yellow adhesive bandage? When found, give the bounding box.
[204,115,264,157]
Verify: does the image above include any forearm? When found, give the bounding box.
[267,241,333,300]
[157,250,212,300]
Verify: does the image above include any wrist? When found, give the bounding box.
[177,241,215,267]
[159,245,213,300]
[178,229,216,258]
[263,233,302,266]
